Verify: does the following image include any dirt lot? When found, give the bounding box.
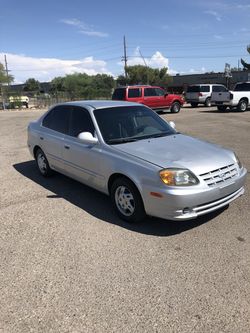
[0,106,249,333]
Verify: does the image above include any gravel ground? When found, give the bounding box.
[0,106,249,333]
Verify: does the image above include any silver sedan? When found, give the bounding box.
[27,101,247,222]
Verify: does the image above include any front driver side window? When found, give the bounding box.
[69,107,95,137]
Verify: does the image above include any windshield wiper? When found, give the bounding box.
[107,137,139,144]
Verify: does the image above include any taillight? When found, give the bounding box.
[199,92,203,96]
[230,93,233,100]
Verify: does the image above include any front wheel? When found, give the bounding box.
[170,102,181,113]
[35,148,53,177]
[110,178,146,223]
[237,100,247,112]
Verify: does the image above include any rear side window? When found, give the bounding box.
[112,88,126,100]
[212,85,228,92]
[234,83,250,91]
[128,88,142,98]
[144,88,157,97]
[42,106,70,134]
[200,86,210,92]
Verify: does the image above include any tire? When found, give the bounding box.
[170,102,181,113]
[237,100,247,112]
[110,178,146,223]
[35,148,53,177]
[217,105,227,111]
[205,98,211,107]
[191,102,198,107]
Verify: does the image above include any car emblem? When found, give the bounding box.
[220,173,227,181]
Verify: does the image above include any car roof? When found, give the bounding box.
[189,84,224,86]
[115,85,161,89]
[60,100,142,110]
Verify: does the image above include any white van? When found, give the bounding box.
[185,84,227,107]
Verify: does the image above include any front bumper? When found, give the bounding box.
[142,167,247,221]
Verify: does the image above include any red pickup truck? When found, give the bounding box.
[112,85,184,113]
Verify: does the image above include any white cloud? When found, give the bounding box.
[204,10,222,21]
[0,53,112,83]
[61,18,109,38]
[118,47,178,75]
[214,34,223,39]
[125,47,169,68]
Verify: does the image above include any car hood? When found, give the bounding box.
[113,134,234,175]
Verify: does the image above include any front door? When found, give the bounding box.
[63,106,105,191]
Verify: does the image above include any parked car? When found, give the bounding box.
[211,81,250,112]
[112,85,184,113]
[28,101,247,223]
[185,84,227,107]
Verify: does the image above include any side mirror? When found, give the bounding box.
[169,121,176,130]
[164,92,169,97]
[78,132,98,145]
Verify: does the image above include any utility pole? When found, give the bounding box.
[2,55,10,110]
[4,55,10,87]
[138,48,149,84]
[123,35,128,83]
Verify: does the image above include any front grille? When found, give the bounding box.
[199,163,238,187]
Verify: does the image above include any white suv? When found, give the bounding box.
[185,84,227,107]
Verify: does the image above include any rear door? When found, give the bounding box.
[211,85,230,103]
[185,85,200,101]
[41,105,70,172]
[143,87,166,108]
[127,87,143,103]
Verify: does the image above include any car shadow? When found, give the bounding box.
[13,160,227,237]
[199,108,250,114]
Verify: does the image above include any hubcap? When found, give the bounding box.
[241,102,246,111]
[115,186,135,217]
[37,153,47,173]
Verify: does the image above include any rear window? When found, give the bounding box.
[128,88,142,98]
[187,85,210,92]
[112,88,126,100]
[234,83,250,91]
[187,86,200,93]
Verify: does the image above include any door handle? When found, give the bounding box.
[64,145,70,150]
[40,136,44,140]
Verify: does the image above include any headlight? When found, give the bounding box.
[159,168,199,186]
[234,153,242,169]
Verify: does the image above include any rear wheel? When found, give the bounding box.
[191,102,198,107]
[35,148,53,177]
[205,98,211,107]
[237,100,247,112]
[110,178,146,223]
[170,102,181,113]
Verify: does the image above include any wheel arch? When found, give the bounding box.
[33,145,42,158]
[239,97,248,105]
[108,173,141,196]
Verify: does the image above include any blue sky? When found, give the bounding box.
[1,0,250,83]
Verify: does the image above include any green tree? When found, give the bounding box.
[0,62,14,85]
[23,78,40,93]
[241,45,250,69]
[61,73,115,100]
[116,65,172,87]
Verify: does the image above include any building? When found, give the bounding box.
[168,70,250,94]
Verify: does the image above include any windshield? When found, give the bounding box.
[94,106,177,145]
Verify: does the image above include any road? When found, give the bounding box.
[0,106,249,332]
